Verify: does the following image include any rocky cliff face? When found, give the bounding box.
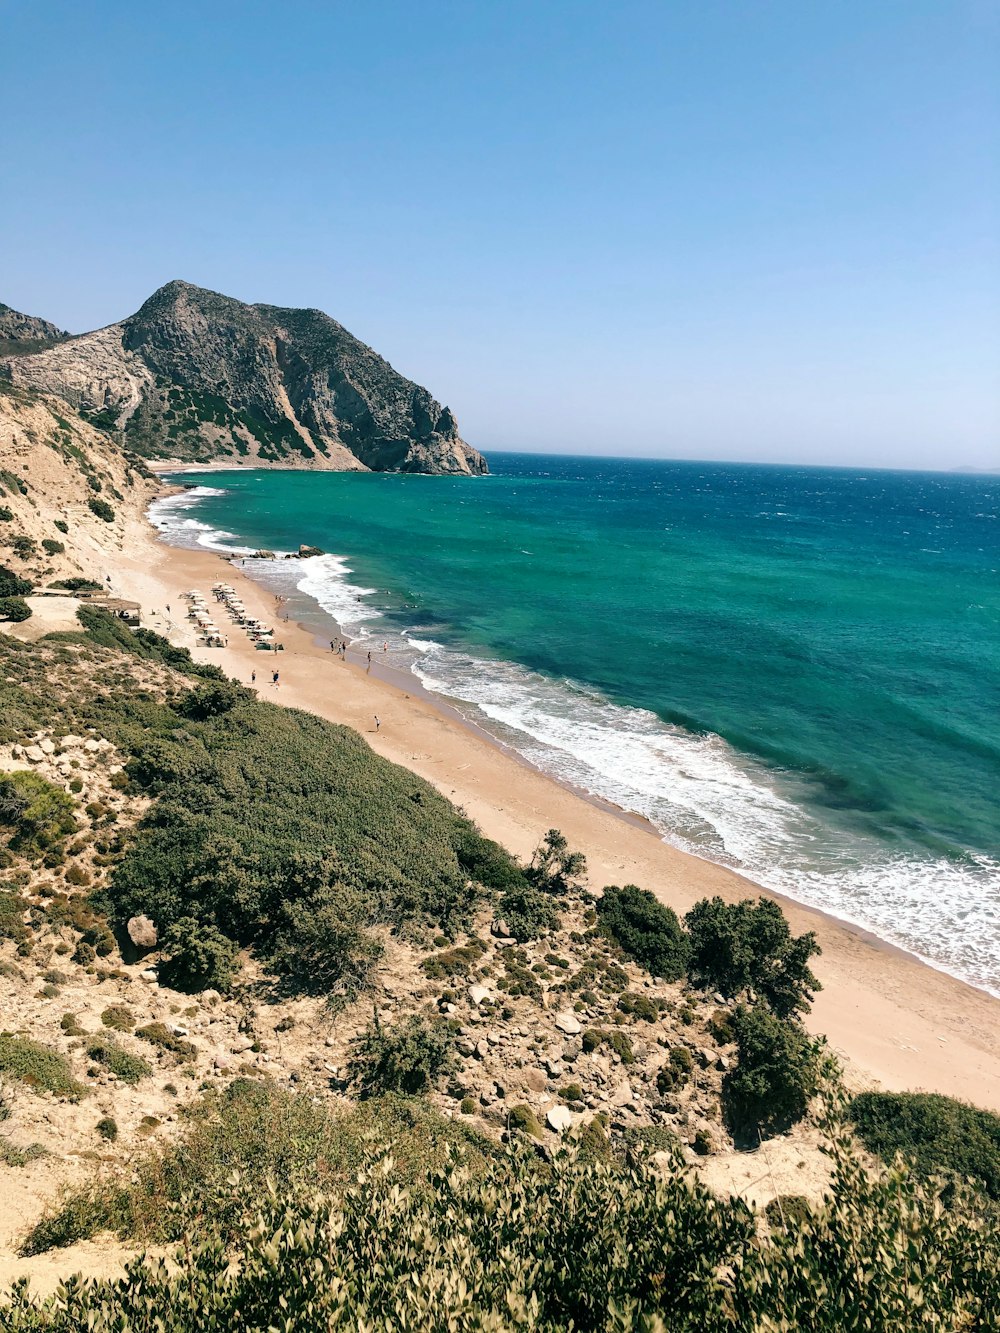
[1,281,487,476]
[0,303,68,358]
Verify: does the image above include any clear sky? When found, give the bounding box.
[2,0,998,469]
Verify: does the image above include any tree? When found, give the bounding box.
[525,829,587,896]
[87,497,115,523]
[498,882,562,942]
[596,884,690,981]
[722,1003,824,1140]
[270,883,384,1002]
[0,596,31,623]
[685,895,821,1017]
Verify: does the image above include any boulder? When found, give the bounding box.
[127,914,158,950]
[298,544,324,558]
[24,746,45,763]
[469,985,491,1007]
[39,739,56,756]
[546,1105,574,1134]
[554,1013,581,1036]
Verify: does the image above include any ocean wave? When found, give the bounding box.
[148,489,256,555]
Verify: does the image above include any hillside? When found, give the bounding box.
[1,281,487,475]
[0,305,68,360]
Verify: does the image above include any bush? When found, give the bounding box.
[86,1038,151,1085]
[498,882,562,942]
[0,564,31,597]
[849,1091,1000,1202]
[507,1103,544,1138]
[96,1117,118,1141]
[722,1005,824,1140]
[581,1028,634,1064]
[50,577,103,592]
[101,1005,135,1032]
[54,520,69,535]
[136,1022,196,1060]
[0,888,28,942]
[596,884,690,981]
[0,772,76,854]
[87,497,115,523]
[657,1046,694,1093]
[0,1034,87,1100]
[12,1123,1000,1330]
[685,896,821,1017]
[349,1013,457,1097]
[41,539,65,556]
[0,596,31,622]
[159,917,239,994]
[0,506,11,521]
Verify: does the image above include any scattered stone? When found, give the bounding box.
[475,1038,489,1060]
[491,919,511,939]
[39,739,56,756]
[554,1012,581,1036]
[127,915,158,950]
[214,1054,231,1070]
[139,968,158,983]
[469,985,491,1007]
[24,746,45,763]
[83,739,101,753]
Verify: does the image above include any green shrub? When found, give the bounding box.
[158,917,239,994]
[14,1122,999,1331]
[54,520,68,535]
[460,1096,477,1115]
[0,596,31,622]
[764,1194,813,1230]
[41,539,65,556]
[50,577,102,592]
[0,771,76,854]
[420,938,487,979]
[685,896,821,1017]
[850,1091,1000,1201]
[60,1012,86,1036]
[101,1005,135,1032]
[0,506,11,521]
[86,1038,152,1084]
[617,991,661,1022]
[136,1022,196,1060]
[498,882,562,942]
[722,1005,823,1140]
[596,884,690,980]
[0,888,28,942]
[0,564,31,597]
[0,1034,87,1100]
[581,1027,634,1064]
[270,884,384,1002]
[96,1116,118,1141]
[506,1103,544,1139]
[349,1013,457,1097]
[658,1045,694,1093]
[87,497,115,523]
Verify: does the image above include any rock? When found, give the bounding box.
[713,993,727,1006]
[715,1054,730,1072]
[139,968,158,982]
[486,1030,502,1046]
[127,915,158,949]
[39,739,56,756]
[475,1039,490,1060]
[544,1059,564,1079]
[469,985,491,1007]
[171,1025,189,1038]
[298,544,324,558]
[201,989,221,1004]
[554,1013,581,1036]
[24,746,45,763]
[521,1067,548,1093]
[546,1105,574,1134]
[491,919,511,939]
[443,1003,457,1015]
[457,1039,476,1058]
[611,1081,634,1107]
[214,1054,231,1070]
[60,735,83,748]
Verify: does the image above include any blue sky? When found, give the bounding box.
[2,0,997,469]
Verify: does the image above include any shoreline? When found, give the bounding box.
[104,497,1000,1111]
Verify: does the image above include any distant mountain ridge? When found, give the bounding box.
[0,302,68,358]
[0,281,487,475]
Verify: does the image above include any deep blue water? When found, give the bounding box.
[153,454,1000,991]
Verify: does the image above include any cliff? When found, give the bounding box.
[1,281,487,476]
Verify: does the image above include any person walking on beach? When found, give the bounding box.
[251,670,256,685]
[374,715,380,732]
[272,670,279,687]
[330,639,336,653]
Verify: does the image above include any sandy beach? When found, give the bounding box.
[101,506,1000,1113]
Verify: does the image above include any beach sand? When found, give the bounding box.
[105,514,1000,1113]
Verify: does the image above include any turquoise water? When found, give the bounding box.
[153,455,1000,992]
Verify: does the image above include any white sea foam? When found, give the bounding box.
[148,488,1000,996]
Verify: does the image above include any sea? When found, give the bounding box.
[150,454,1000,995]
